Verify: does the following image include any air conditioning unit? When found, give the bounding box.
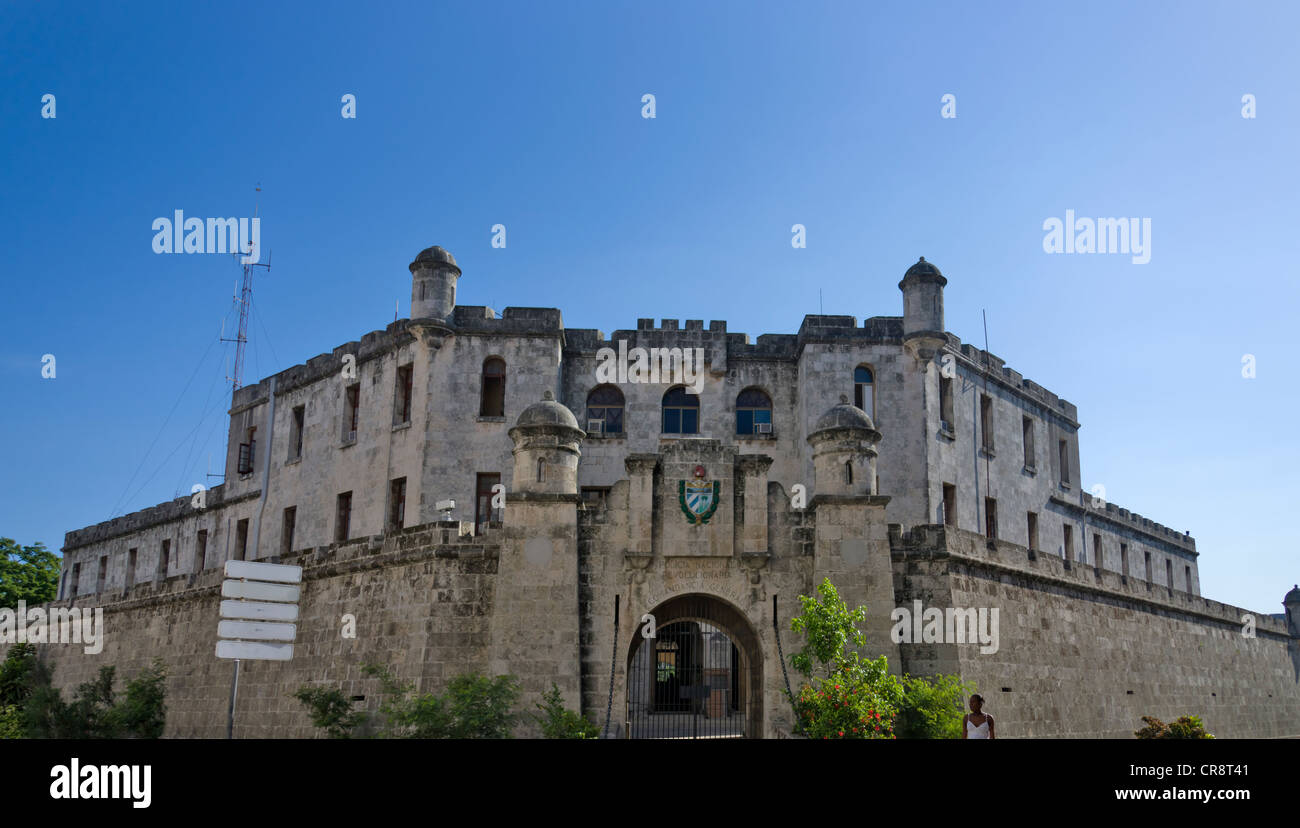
[755,422,773,435]
[587,419,604,435]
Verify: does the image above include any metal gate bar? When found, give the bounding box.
[625,596,759,739]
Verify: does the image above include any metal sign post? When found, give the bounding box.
[217,560,302,738]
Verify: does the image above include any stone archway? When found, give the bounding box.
[624,593,764,739]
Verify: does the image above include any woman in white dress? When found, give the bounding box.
[962,694,995,739]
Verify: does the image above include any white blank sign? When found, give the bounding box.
[216,640,294,661]
[218,620,296,641]
[220,599,299,622]
[221,580,300,603]
[224,560,302,583]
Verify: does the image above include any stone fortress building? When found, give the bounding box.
[31,246,1300,738]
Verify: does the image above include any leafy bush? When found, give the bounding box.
[794,661,897,739]
[1135,715,1214,739]
[21,660,167,739]
[534,683,599,739]
[296,665,521,739]
[116,660,167,739]
[292,686,367,739]
[0,705,23,739]
[894,673,976,739]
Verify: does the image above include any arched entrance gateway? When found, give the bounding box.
[625,594,764,739]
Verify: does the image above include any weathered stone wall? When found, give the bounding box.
[8,524,499,738]
[890,524,1300,738]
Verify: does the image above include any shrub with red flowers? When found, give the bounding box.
[793,662,897,739]
[787,579,903,738]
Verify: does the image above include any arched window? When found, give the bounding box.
[480,357,506,416]
[853,365,874,419]
[735,387,772,436]
[585,384,625,434]
[662,386,699,434]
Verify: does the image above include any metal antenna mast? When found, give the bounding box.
[221,187,270,391]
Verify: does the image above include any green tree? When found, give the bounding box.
[0,539,60,607]
[534,683,599,739]
[787,578,974,739]
[789,578,871,680]
[0,643,39,708]
[788,578,903,738]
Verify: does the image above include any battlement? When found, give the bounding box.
[945,333,1079,426]
[1049,494,1197,553]
[231,319,419,411]
[890,523,1286,636]
[453,305,564,336]
[562,313,907,363]
[62,485,259,552]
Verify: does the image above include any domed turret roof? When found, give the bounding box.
[514,391,580,430]
[904,256,943,279]
[412,245,459,269]
[1285,584,1300,605]
[811,395,876,433]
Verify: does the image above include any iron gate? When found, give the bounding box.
[625,595,762,739]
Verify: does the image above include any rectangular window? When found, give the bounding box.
[984,497,997,540]
[480,362,506,417]
[1144,550,1152,585]
[282,507,297,555]
[1185,565,1192,593]
[1022,416,1035,468]
[980,395,994,452]
[580,487,610,508]
[1063,524,1074,565]
[1166,559,1173,594]
[1093,533,1103,569]
[1059,439,1070,485]
[394,364,413,425]
[126,548,137,588]
[939,377,954,431]
[195,530,208,573]
[289,405,305,461]
[475,473,501,532]
[1120,543,1129,579]
[97,556,107,593]
[157,539,171,580]
[942,483,956,527]
[343,384,360,442]
[70,563,80,597]
[336,492,353,542]
[235,519,249,561]
[1027,512,1038,551]
[388,478,407,531]
[238,425,256,475]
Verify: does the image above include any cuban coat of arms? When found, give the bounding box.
[678,465,720,525]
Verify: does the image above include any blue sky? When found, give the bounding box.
[1,1,1296,612]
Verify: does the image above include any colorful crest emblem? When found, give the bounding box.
[678,465,721,525]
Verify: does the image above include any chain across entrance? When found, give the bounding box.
[625,594,763,739]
